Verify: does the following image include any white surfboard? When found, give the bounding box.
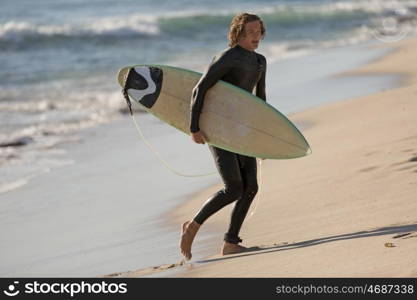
[118,64,311,159]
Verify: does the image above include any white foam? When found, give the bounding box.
[87,14,160,36]
[261,20,417,63]
[0,15,160,41]
[261,43,314,63]
[278,0,417,14]
[0,178,29,194]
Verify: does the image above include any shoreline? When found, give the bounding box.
[106,36,417,277]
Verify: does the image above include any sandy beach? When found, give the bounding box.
[113,36,417,278]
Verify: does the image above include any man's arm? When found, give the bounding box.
[190,51,234,133]
[256,54,267,102]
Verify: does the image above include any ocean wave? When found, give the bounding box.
[0,16,160,49]
[266,0,417,14]
[2,1,417,50]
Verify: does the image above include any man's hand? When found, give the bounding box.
[191,130,208,144]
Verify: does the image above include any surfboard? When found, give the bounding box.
[117,64,311,159]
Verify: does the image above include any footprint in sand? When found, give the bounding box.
[393,233,412,239]
[401,233,417,239]
[409,156,417,162]
[390,156,417,172]
[392,232,417,240]
[384,232,417,249]
[397,165,417,171]
[359,166,380,173]
[407,156,417,172]
[364,150,381,157]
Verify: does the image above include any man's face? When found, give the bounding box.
[238,20,263,51]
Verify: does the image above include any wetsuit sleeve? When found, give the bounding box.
[190,52,234,133]
[256,55,267,102]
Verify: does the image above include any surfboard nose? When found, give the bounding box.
[121,65,163,109]
[127,68,149,90]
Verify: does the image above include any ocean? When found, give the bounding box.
[1,0,417,276]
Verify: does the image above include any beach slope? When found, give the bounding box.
[165,37,417,277]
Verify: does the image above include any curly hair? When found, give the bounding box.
[228,13,266,47]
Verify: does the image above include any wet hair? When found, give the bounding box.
[228,13,266,47]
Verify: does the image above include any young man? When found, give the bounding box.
[180,13,267,260]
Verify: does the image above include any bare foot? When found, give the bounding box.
[179,220,200,260]
[221,242,248,256]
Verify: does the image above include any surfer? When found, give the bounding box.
[180,13,267,260]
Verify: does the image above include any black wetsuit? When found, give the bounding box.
[190,44,267,244]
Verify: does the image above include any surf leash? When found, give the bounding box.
[122,90,217,178]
